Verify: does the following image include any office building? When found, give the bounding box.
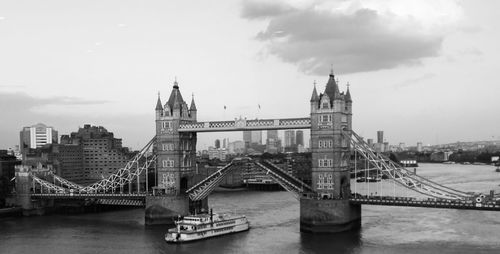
[267,130,278,140]
[57,124,134,185]
[284,130,296,148]
[417,142,423,152]
[243,131,252,148]
[251,131,262,145]
[20,123,58,160]
[296,130,304,146]
[377,131,384,144]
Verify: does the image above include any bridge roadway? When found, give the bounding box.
[349,196,500,211]
[257,160,314,194]
[30,193,146,199]
[30,193,500,211]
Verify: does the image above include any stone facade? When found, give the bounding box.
[309,71,352,199]
[146,81,202,224]
[154,81,198,195]
[301,71,360,233]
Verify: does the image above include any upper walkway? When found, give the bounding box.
[178,117,311,132]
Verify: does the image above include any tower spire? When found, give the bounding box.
[324,71,340,100]
[345,82,352,102]
[173,76,179,89]
[155,91,163,110]
[190,93,197,111]
[310,80,319,102]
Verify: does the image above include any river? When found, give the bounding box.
[1,163,500,254]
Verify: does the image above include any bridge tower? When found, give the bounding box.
[300,71,361,233]
[145,80,205,225]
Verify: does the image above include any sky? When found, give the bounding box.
[0,0,499,150]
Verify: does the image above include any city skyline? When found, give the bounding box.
[1,0,500,150]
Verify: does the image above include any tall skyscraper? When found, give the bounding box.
[265,130,280,154]
[377,131,384,144]
[215,139,221,149]
[251,131,262,145]
[296,130,304,146]
[20,123,58,160]
[284,130,296,147]
[243,131,252,148]
[267,130,278,140]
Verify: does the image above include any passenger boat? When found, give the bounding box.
[165,210,250,243]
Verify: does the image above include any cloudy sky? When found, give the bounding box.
[0,0,499,150]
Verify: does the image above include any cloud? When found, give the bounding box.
[241,1,295,19]
[393,73,436,89]
[0,91,109,108]
[241,0,463,74]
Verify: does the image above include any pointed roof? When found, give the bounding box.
[345,83,352,102]
[166,80,185,110]
[324,72,340,100]
[190,94,197,111]
[310,82,319,102]
[155,92,163,110]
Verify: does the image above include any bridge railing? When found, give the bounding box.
[186,161,238,201]
[178,117,311,132]
[254,160,314,199]
[29,137,156,195]
[345,130,474,201]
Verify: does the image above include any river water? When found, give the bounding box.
[1,163,500,254]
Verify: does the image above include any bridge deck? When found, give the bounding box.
[350,197,500,211]
[30,194,500,211]
[30,193,147,199]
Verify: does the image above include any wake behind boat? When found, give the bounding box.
[165,209,250,243]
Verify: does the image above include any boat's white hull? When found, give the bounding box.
[165,221,249,243]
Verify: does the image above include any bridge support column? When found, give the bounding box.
[145,195,208,225]
[15,165,54,216]
[300,198,361,233]
[145,195,189,225]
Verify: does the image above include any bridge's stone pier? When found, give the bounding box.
[15,165,54,216]
[300,199,361,233]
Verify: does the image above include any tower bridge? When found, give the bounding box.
[15,71,500,233]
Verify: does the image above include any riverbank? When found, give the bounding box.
[0,207,22,218]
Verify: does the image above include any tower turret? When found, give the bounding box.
[345,84,352,103]
[182,102,189,118]
[324,70,340,103]
[155,92,163,119]
[345,83,353,131]
[169,80,183,118]
[189,94,197,120]
[310,82,319,113]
